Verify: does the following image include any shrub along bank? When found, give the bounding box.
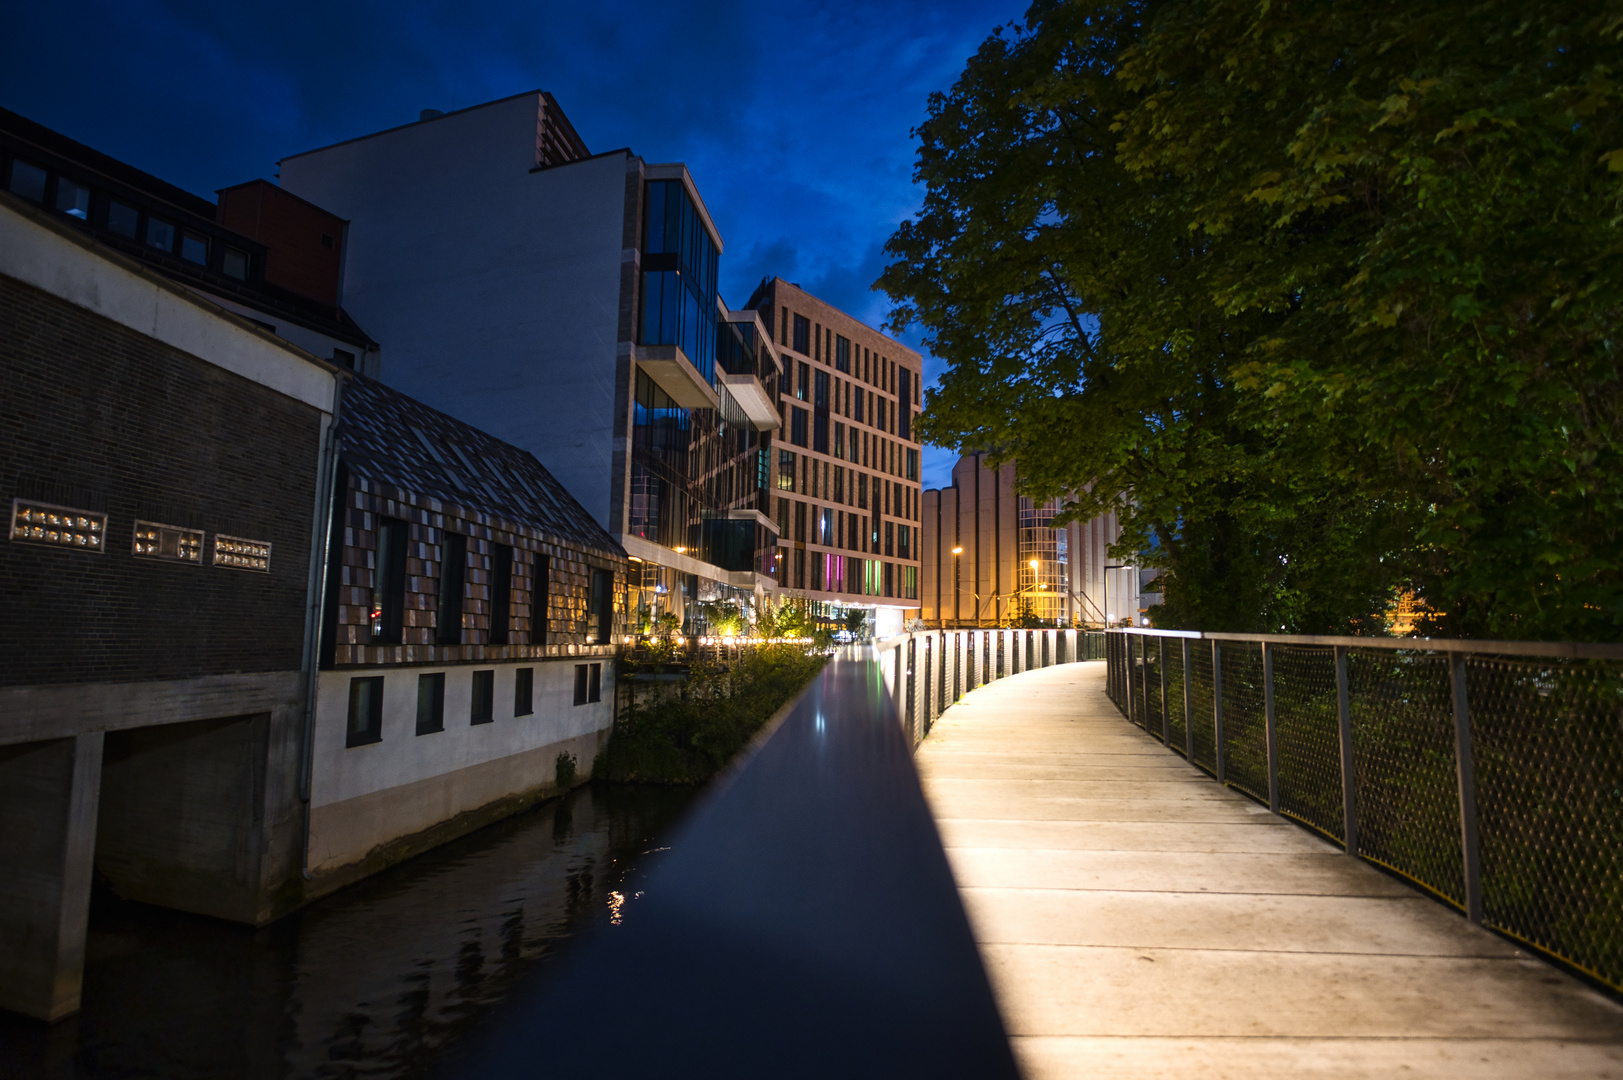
[596,645,829,785]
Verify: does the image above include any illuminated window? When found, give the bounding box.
[10,500,105,552]
[213,534,271,572]
[133,520,203,564]
[54,178,89,220]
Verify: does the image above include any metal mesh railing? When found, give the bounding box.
[1106,628,1623,996]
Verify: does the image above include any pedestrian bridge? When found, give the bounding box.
[454,630,1623,1079]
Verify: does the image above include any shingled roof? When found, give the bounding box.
[336,374,622,559]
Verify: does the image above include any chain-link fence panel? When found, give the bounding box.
[1271,644,1345,844]
[1143,638,1163,742]
[1164,642,1188,758]
[1347,649,1463,905]
[1470,656,1623,992]
[1220,642,1269,803]
[1188,643,1216,774]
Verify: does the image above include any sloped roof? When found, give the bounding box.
[336,374,622,559]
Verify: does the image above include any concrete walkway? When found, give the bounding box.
[916,660,1623,1079]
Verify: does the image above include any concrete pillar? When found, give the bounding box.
[0,732,103,1021]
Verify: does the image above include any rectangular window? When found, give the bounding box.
[779,357,793,395]
[490,542,513,645]
[574,663,604,705]
[470,670,495,724]
[793,313,810,354]
[223,246,249,280]
[819,507,835,546]
[899,524,912,561]
[533,553,550,645]
[885,561,895,597]
[437,531,467,645]
[589,568,613,645]
[835,335,851,373]
[778,496,791,537]
[346,676,384,747]
[54,177,89,220]
[905,565,918,600]
[794,547,806,589]
[813,413,829,454]
[795,500,807,542]
[886,520,895,557]
[833,422,845,460]
[906,449,919,481]
[814,323,820,362]
[848,513,861,549]
[107,199,139,238]
[791,407,808,447]
[897,369,912,440]
[857,473,868,510]
[181,231,209,265]
[145,216,175,252]
[8,159,46,202]
[834,466,845,503]
[781,306,789,346]
[814,370,829,410]
[796,362,809,401]
[372,518,409,644]
[812,551,825,591]
[515,667,534,716]
[416,673,445,735]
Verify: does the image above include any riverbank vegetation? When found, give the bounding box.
[595,644,829,784]
[881,0,1622,640]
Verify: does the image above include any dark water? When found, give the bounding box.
[0,783,698,1080]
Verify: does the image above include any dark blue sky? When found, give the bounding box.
[1,0,1026,490]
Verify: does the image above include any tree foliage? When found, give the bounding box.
[881,0,1623,639]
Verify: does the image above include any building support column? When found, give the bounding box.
[0,732,104,1021]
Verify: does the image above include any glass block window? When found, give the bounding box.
[133,520,203,563]
[10,500,106,552]
[213,534,270,572]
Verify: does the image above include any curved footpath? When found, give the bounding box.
[916,660,1623,1079]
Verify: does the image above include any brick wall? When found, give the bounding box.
[0,273,325,686]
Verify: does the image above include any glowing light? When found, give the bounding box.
[951,546,963,555]
[1029,559,1039,569]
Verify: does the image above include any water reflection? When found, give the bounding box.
[0,784,696,1080]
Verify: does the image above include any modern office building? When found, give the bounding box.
[0,107,380,375]
[275,91,781,634]
[745,278,924,636]
[921,452,1153,628]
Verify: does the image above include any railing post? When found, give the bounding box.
[1182,638,1193,759]
[1124,633,1136,723]
[1334,645,1358,855]
[1262,641,1279,813]
[1451,653,1484,923]
[1159,638,1170,744]
[1140,636,1151,732]
[1212,640,1225,782]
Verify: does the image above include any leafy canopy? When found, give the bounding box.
[881,0,1623,639]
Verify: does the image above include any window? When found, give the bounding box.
[574,663,602,705]
[54,178,89,220]
[834,335,851,373]
[790,407,808,448]
[332,348,356,369]
[346,676,384,747]
[416,673,445,735]
[533,553,550,645]
[857,472,868,509]
[588,568,613,645]
[515,667,534,716]
[107,199,139,238]
[470,670,495,724]
[814,370,829,410]
[795,500,807,542]
[886,520,895,557]
[819,507,835,546]
[7,159,46,202]
[833,422,845,460]
[489,543,513,645]
[906,449,919,481]
[813,413,829,454]
[371,518,408,644]
[794,547,806,589]
[437,531,467,645]
[145,216,175,252]
[777,449,796,491]
[793,313,810,354]
[781,306,789,346]
[320,232,335,249]
[181,231,209,264]
[899,524,912,560]
[223,246,249,280]
[854,388,865,424]
[834,466,845,503]
[796,362,809,402]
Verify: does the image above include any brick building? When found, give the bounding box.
[746,278,924,636]
[308,374,626,881]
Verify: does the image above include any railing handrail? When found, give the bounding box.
[1107,626,1623,661]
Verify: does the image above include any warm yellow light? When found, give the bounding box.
[951,547,963,555]
[674,546,687,554]
[1029,559,1039,569]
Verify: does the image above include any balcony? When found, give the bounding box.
[721,373,779,430]
[635,344,719,410]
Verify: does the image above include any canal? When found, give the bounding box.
[0,782,699,1079]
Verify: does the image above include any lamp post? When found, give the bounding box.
[1103,563,1133,629]
[951,546,963,628]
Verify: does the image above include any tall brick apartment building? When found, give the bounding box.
[747,278,924,636]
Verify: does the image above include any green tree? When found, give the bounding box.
[882,0,1623,639]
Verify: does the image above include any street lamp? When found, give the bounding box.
[951,547,963,629]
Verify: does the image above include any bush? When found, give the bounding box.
[597,645,828,784]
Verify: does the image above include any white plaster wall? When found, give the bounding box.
[278,96,629,530]
[311,659,615,809]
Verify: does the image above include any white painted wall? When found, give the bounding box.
[311,659,614,809]
[278,96,629,530]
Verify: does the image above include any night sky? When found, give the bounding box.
[1,0,1028,490]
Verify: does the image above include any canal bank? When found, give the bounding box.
[0,782,697,1080]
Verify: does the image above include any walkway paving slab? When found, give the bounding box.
[918,661,1623,1080]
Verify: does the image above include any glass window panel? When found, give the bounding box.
[107,199,139,238]
[8,159,46,202]
[54,178,90,219]
[181,231,209,264]
[145,216,175,251]
[223,246,249,279]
